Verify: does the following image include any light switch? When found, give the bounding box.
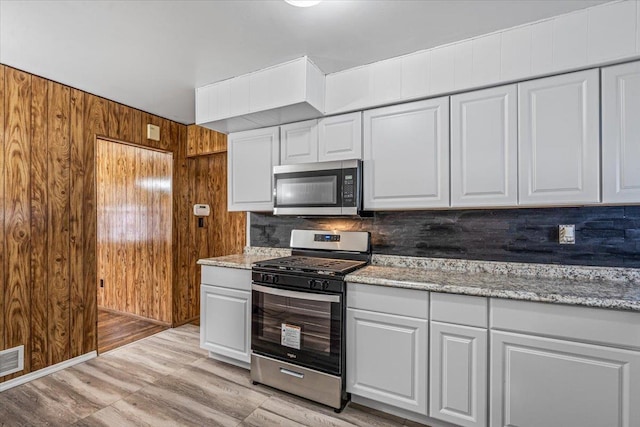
[559,224,575,244]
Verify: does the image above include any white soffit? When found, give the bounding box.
[0,0,608,124]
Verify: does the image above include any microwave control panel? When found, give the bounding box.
[342,168,357,207]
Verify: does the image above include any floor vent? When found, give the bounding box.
[0,345,24,377]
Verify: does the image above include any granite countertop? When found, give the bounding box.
[197,254,275,269]
[197,247,640,312]
[196,247,292,269]
[346,265,640,311]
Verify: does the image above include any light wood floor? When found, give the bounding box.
[98,309,168,354]
[0,324,428,426]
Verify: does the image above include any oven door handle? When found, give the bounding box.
[252,284,341,303]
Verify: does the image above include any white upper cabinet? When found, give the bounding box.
[518,69,600,206]
[602,61,640,203]
[451,85,517,207]
[363,98,449,210]
[280,119,319,165]
[318,112,362,162]
[227,126,280,211]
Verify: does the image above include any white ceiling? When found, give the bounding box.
[0,0,608,125]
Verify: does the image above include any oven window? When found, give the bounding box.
[276,176,337,206]
[259,293,334,355]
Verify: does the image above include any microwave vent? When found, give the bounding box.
[0,345,24,377]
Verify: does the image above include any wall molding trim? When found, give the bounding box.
[0,351,97,392]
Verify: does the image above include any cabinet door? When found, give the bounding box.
[430,322,487,427]
[490,330,640,427]
[318,112,362,162]
[200,285,251,363]
[602,61,640,203]
[518,69,600,205]
[227,126,280,211]
[347,308,428,415]
[363,98,449,209]
[451,85,517,207]
[280,119,318,165]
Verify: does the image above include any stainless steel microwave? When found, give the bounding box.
[273,160,362,216]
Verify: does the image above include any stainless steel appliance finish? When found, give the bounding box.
[273,159,362,216]
[251,229,371,412]
[251,353,343,409]
[290,229,370,253]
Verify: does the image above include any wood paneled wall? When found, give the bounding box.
[183,144,246,320]
[0,64,245,383]
[97,140,173,324]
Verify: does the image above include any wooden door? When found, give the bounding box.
[602,60,640,203]
[518,69,600,205]
[451,85,517,207]
[363,97,449,210]
[97,139,173,323]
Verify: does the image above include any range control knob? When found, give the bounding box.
[322,280,330,291]
[272,275,279,284]
[307,279,314,288]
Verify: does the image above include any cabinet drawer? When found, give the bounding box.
[491,298,640,349]
[201,266,251,291]
[347,283,428,319]
[431,293,488,328]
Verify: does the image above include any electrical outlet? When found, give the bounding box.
[559,224,575,244]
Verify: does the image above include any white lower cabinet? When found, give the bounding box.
[347,308,428,415]
[430,322,487,427]
[490,330,640,427]
[346,283,429,416]
[200,266,251,368]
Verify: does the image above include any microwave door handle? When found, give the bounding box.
[252,284,341,303]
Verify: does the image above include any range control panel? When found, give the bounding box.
[314,234,341,242]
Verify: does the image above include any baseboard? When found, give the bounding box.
[350,395,456,427]
[0,351,97,393]
[172,316,200,328]
[98,307,171,327]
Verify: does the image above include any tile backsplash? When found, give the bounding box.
[250,206,640,268]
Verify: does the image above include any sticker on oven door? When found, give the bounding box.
[281,323,301,350]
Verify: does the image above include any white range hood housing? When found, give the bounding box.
[196,56,325,134]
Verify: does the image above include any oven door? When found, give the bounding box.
[251,284,343,376]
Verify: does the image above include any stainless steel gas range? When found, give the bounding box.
[250,229,371,412]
